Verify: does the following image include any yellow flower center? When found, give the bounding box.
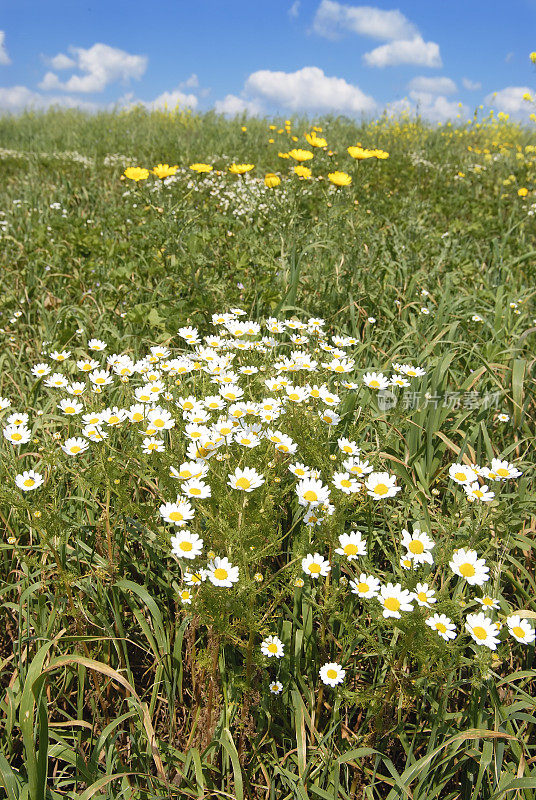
[303,490,318,502]
[168,511,184,522]
[459,563,475,577]
[409,540,424,554]
[180,591,190,600]
[308,563,321,574]
[132,413,143,421]
[384,597,401,612]
[473,490,484,498]
[70,446,81,453]
[12,433,22,441]
[236,477,251,490]
[357,582,369,593]
[213,568,228,580]
[344,544,359,556]
[288,393,299,401]
[454,472,467,481]
[373,483,388,496]
[189,487,202,496]
[23,479,35,487]
[436,622,447,633]
[341,479,352,488]
[418,592,428,602]
[326,669,338,679]
[180,541,193,551]
[268,643,278,653]
[95,378,105,384]
[472,626,487,640]
[369,380,380,389]
[512,626,525,638]
[108,416,119,424]
[496,468,509,477]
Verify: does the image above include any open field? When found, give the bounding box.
[0,108,535,799]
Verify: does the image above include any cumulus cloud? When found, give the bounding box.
[462,77,481,91]
[313,0,417,40]
[39,43,147,93]
[244,66,376,114]
[364,36,441,68]
[408,76,456,95]
[485,86,534,115]
[48,53,76,70]
[214,94,264,116]
[0,85,96,112]
[0,31,10,65]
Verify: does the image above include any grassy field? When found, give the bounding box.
[0,106,535,799]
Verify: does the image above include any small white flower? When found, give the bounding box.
[261,635,284,658]
[319,662,345,687]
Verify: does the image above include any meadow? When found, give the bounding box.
[0,106,535,799]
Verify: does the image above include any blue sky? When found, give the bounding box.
[1,0,535,120]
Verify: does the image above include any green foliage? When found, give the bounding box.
[0,108,535,799]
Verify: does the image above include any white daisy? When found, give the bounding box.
[426,614,457,641]
[377,583,414,619]
[465,612,500,650]
[301,553,331,579]
[319,662,345,687]
[349,573,380,598]
[207,556,239,587]
[365,472,401,500]
[15,470,44,491]
[449,548,489,586]
[335,531,366,560]
[170,530,204,559]
[261,635,285,658]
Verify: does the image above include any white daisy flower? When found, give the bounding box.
[507,615,535,644]
[411,583,437,608]
[207,556,239,587]
[335,531,366,559]
[319,662,345,687]
[463,482,495,502]
[301,553,331,579]
[332,472,361,494]
[61,437,89,456]
[159,499,195,527]
[449,548,489,586]
[363,371,390,390]
[465,612,500,650]
[269,680,283,694]
[349,573,380,598]
[181,478,212,499]
[377,583,414,619]
[365,472,401,500]
[401,527,435,565]
[296,477,330,507]
[142,437,165,453]
[261,635,285,658]
[15,470,44,491]
[343,457,373,477]
[178,588,192,604]
[426,614,457,641]
[227,467,265,492]
[448,463,479,484]
[170,530,204,559]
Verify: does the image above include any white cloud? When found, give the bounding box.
[244,66,376,114]
[179,73,199,90]
[313,1,417,40]
[364,36,441,68]
[410,93,467,121]
[288,1,300,18]
[148,88,198,110]
[408,76,456,95]
[462,77,481,91]
[485,86,534,115]
[48,53,76,70]
[39,43,147,93]
[214,94,263,116]
[0,85,96,112]
[0,31,10,65]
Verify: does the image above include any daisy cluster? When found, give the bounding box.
[2,309,531,693]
